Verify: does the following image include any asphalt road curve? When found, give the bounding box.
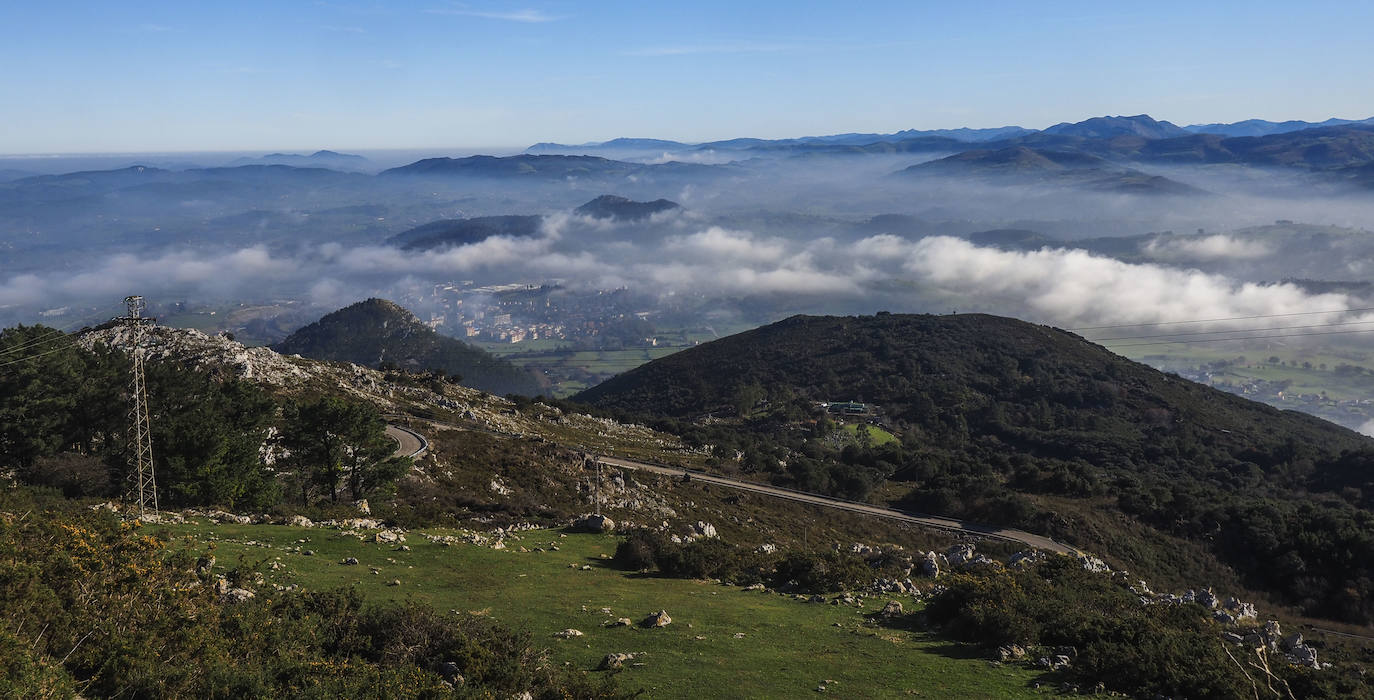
[386,424,429,459]
[594,455,1078,555]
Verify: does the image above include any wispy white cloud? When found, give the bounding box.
[623,42,795,57]
[138,23,174,32]
[1143,234,1272,262]
[427,7,560,23]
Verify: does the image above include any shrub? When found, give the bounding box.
[613,528,663,570]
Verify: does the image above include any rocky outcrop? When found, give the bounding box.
[79,324,310,385]
[920,551,944,578]
[641,610,672,628]
[222,588,255,604]
[573,514,616,533]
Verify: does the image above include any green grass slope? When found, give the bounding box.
[156,522,1049,699]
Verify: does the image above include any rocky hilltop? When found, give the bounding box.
[273,298,542,396]
[80,324,310,385]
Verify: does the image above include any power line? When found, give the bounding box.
[0,328,69,356]
[1068,306,1374,332]
[0,308,118,357]
[1100,327,1374,349]
[118,295,158,518]
[0,329,84,360]
[0,320,94,356]
[0,342,81,370]
[1088,318,1374,342]
[0,317,114,370]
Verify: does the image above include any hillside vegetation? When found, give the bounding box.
[0,490,624,699]
[274,298,541,396]
[576,313,1374,624]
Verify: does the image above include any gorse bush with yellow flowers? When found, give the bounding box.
[0,487,628,699]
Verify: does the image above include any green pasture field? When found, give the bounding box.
[1120,343,1374,401]
[840,423,898,446]
[152,522,1051,699]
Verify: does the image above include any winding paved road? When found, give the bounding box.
[594,455,1078,555]
[386,424,428,459]
[386,415,1075,554]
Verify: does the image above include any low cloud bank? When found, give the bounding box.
[3,230,1369,341]
[897,236,1356,330]
[1143,234,1273,262]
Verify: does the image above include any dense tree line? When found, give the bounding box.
[0,325,408,511]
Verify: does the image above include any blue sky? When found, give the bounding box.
[3,1,1372,153]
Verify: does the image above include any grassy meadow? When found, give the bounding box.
[151,522,1053,699]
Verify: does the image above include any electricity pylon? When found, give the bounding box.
[118,295,158,518]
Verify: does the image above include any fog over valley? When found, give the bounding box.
[6,129,1374,334]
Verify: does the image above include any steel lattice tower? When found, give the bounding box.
[119,295,158,517]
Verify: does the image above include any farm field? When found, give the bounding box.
[473,345,692,397]
[840,423,898,446]
[1120,342,1374,430]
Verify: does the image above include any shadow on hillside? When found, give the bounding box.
[583,555,622,570]
[918,640,1058,691]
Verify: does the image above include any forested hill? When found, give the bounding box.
[577,313,1374,623]
[274,299,541,396]
[577,312,1367,464]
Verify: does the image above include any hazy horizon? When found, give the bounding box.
[5,1,1374,153]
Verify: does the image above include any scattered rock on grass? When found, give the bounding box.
[641,610,672,628]
[598,653,635,670]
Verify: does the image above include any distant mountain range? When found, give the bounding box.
[900,146,1203,195]
[378,154,723,181]
[511,115,1374,192]
[1184,116,1374,137]
[7,114,1374,212]
[272,298,541,396]
[528,125,1033,153]
[1043,114,1192,140]
[527,114,1374,155]
[228,150,371,170]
